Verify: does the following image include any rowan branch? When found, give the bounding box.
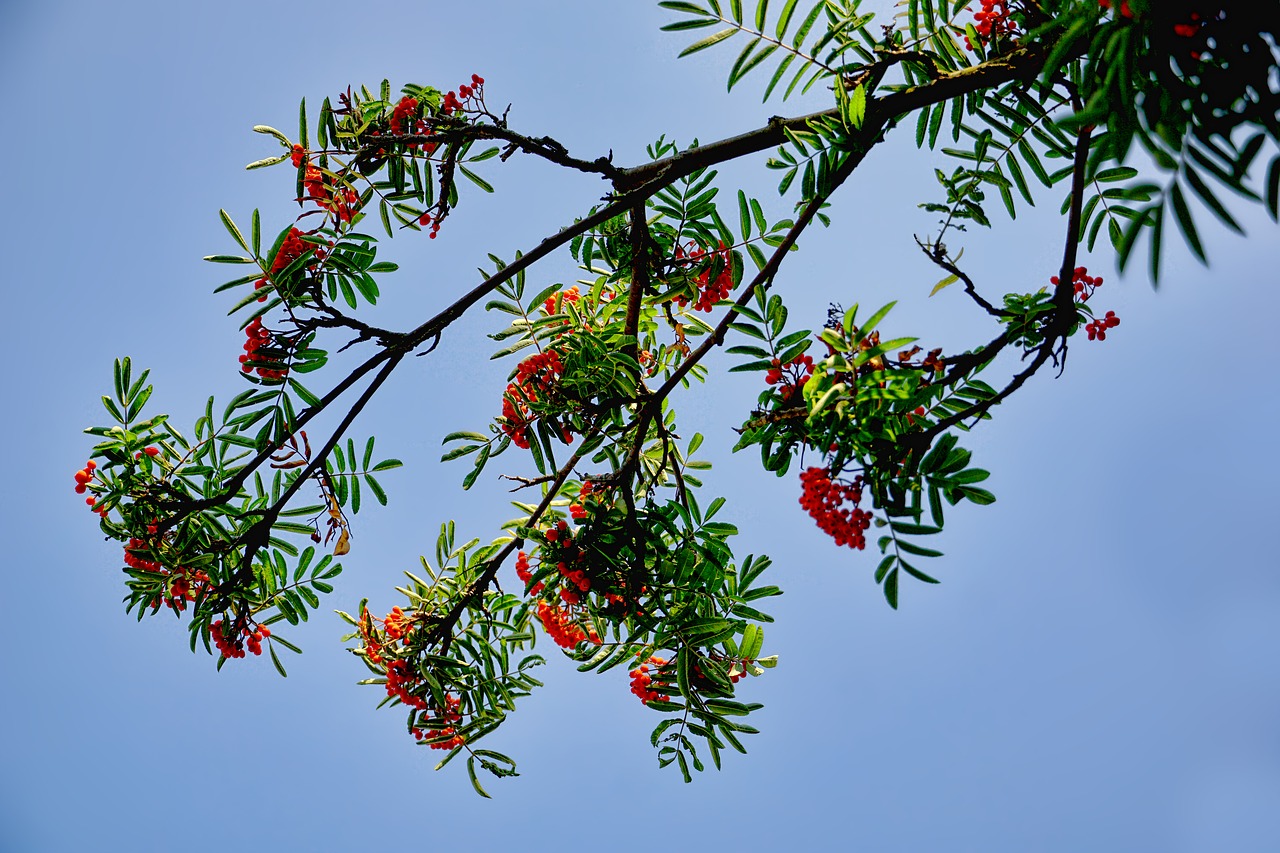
[180,40,1074,612]
[384,125,622,181]
[428,420,606,653]
[915,121,1093,442]
[613,41,1056,192]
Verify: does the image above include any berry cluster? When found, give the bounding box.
[383,605,413,640]
[536,600,590,648]
[386,659,429,709]
[390,82,493,240]
[389,96,419,135]
[387,94,442,154]
[964,0,1018,50]
[540,285,617,347]
[125,537,214,613]
[155,566,212,613]
[73,460,110,517]
[1053,266,1104,301]
[411,694,465,751]
[73,459,95,493]
[358,607,387,667]
[355,606,469,750]
[441,74,485,114]
[239,317,287,379]
[569,479,599,521]
[500,349,566,448]
[1054,266,1121,342]
[514,550,545,595]
[673,243,735,312]
[799,467,872,549]
[629,655,671,705]
[304,165,360,223]
[241,230,313,377]
[291,134,362,226]
[123,537,161,573]
[543,285,582,316]
[518,515,608,648]
[211,619,269,659]
[416,211,443,239]
[253,226,315,304]
[1085,310,1121,341]
[765,353,815,400]
[543,519,597,607]
[555,559,592,601]
[275,226,315,273]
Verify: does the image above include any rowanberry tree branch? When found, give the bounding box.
[77,1,1279,793]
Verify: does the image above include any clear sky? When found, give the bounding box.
[2,2,1278,851]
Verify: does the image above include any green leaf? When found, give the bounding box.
[246,153,289,170]
[269,644,288,677]
[658,1,713,14]
[754,0,768,30]
[252,124,291,147]
[365,474,388,506]
[739,624,764,660]
[218,210,251,253]
[677,647,694,700]
[895,539,943,558]
[443,431,489,444]
[1017,139,1051,186]
[958,486,996,505]
[874,555,894,583]
[1095,166,1139,183]
[1169,182,1206,263]
[459,166,494,193]
[287,379,321,408]
[270,634,302,654]
[858,301,896,340]
[888,522,941,536]
[775,0,798,38]
[678,27,738,56]
[730,42,778,91]
[880,564,900,609]
[101,395,125,424]
[930,273,959,296]
[1265,155,1279,221]
[845,83,866,129]
[466,755,493,799]
[899,560,940,584]
[1182,166,1243,235]
[442,444,483,462]
[791,1,822,49]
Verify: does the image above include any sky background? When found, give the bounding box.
[2,2,1278,851]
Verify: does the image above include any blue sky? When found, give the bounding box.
[2,2,1278,850]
